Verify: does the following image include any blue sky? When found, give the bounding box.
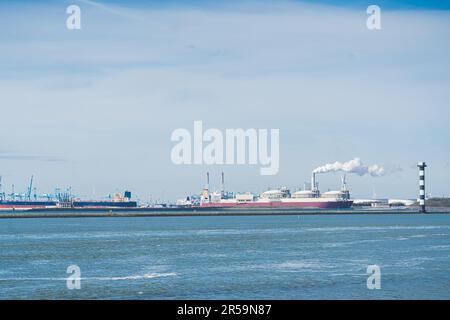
[5,0,449,9]
[0,0,449,201]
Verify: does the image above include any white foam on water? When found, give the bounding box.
[390,257,435,268]
[29,260,52,265]
[273,260,329,270]
[0,277,68,281]
[194,228,294,236]
[93,272,177,281]
[186,252,229,258]
[429,244,450,250]
[0,229,194,241]
[0,272,177,282]
[304,225,450,233]
[322,242,346,248]
[322,237,395,247]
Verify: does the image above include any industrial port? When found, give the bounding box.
[0,175,137,211]
[0,161,447,218]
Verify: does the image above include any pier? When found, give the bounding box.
[0,207,439,219]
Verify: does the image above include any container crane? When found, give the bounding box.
[27,175,34,201]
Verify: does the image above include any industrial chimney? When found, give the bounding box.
[202,172,210,203]
[221,172,225,197]
[310,172,320,198]
[311,173,316,191]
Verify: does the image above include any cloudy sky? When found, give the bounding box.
[0,0,449,202]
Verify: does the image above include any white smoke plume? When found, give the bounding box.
[313,158,386,177]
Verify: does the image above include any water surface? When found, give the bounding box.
[0,214,449,299]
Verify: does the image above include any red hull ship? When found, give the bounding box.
[197,173,353,210]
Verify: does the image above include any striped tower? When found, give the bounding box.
[417,162,427,213]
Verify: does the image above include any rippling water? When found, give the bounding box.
[0,214,449,299]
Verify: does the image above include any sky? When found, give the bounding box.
[0,0,449,202]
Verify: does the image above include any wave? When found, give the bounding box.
[0,273,177,282]
[428,245,450,250]
[2,225,448,242]
[92,272,177,281]
[272,260,330,270]
[304,225,450,232]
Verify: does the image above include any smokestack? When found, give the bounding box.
[202,172,210,203]
[341,174,347,191]
[417,162,427,213]
[311,172,316,191]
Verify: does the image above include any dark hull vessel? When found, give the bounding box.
[72,201,138,208]
[0,200,58,210]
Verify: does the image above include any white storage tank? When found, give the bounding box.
[293,190,315,198]
[235,193,254,202]
[260,190,284,199]
[321,191,342,199]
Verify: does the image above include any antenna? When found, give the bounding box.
[221,172,225,196]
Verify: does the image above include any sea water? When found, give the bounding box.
[0,214,449,299]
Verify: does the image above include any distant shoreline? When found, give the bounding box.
[0,207,449,219]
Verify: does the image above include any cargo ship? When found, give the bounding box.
[71,191,137,208]
[0,194,137,210]
[197,173,353,209]
[0,200,58,210]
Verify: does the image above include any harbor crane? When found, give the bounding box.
[27,175,34,201]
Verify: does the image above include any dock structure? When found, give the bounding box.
[417,162,427,213]
[0,208,423,219]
